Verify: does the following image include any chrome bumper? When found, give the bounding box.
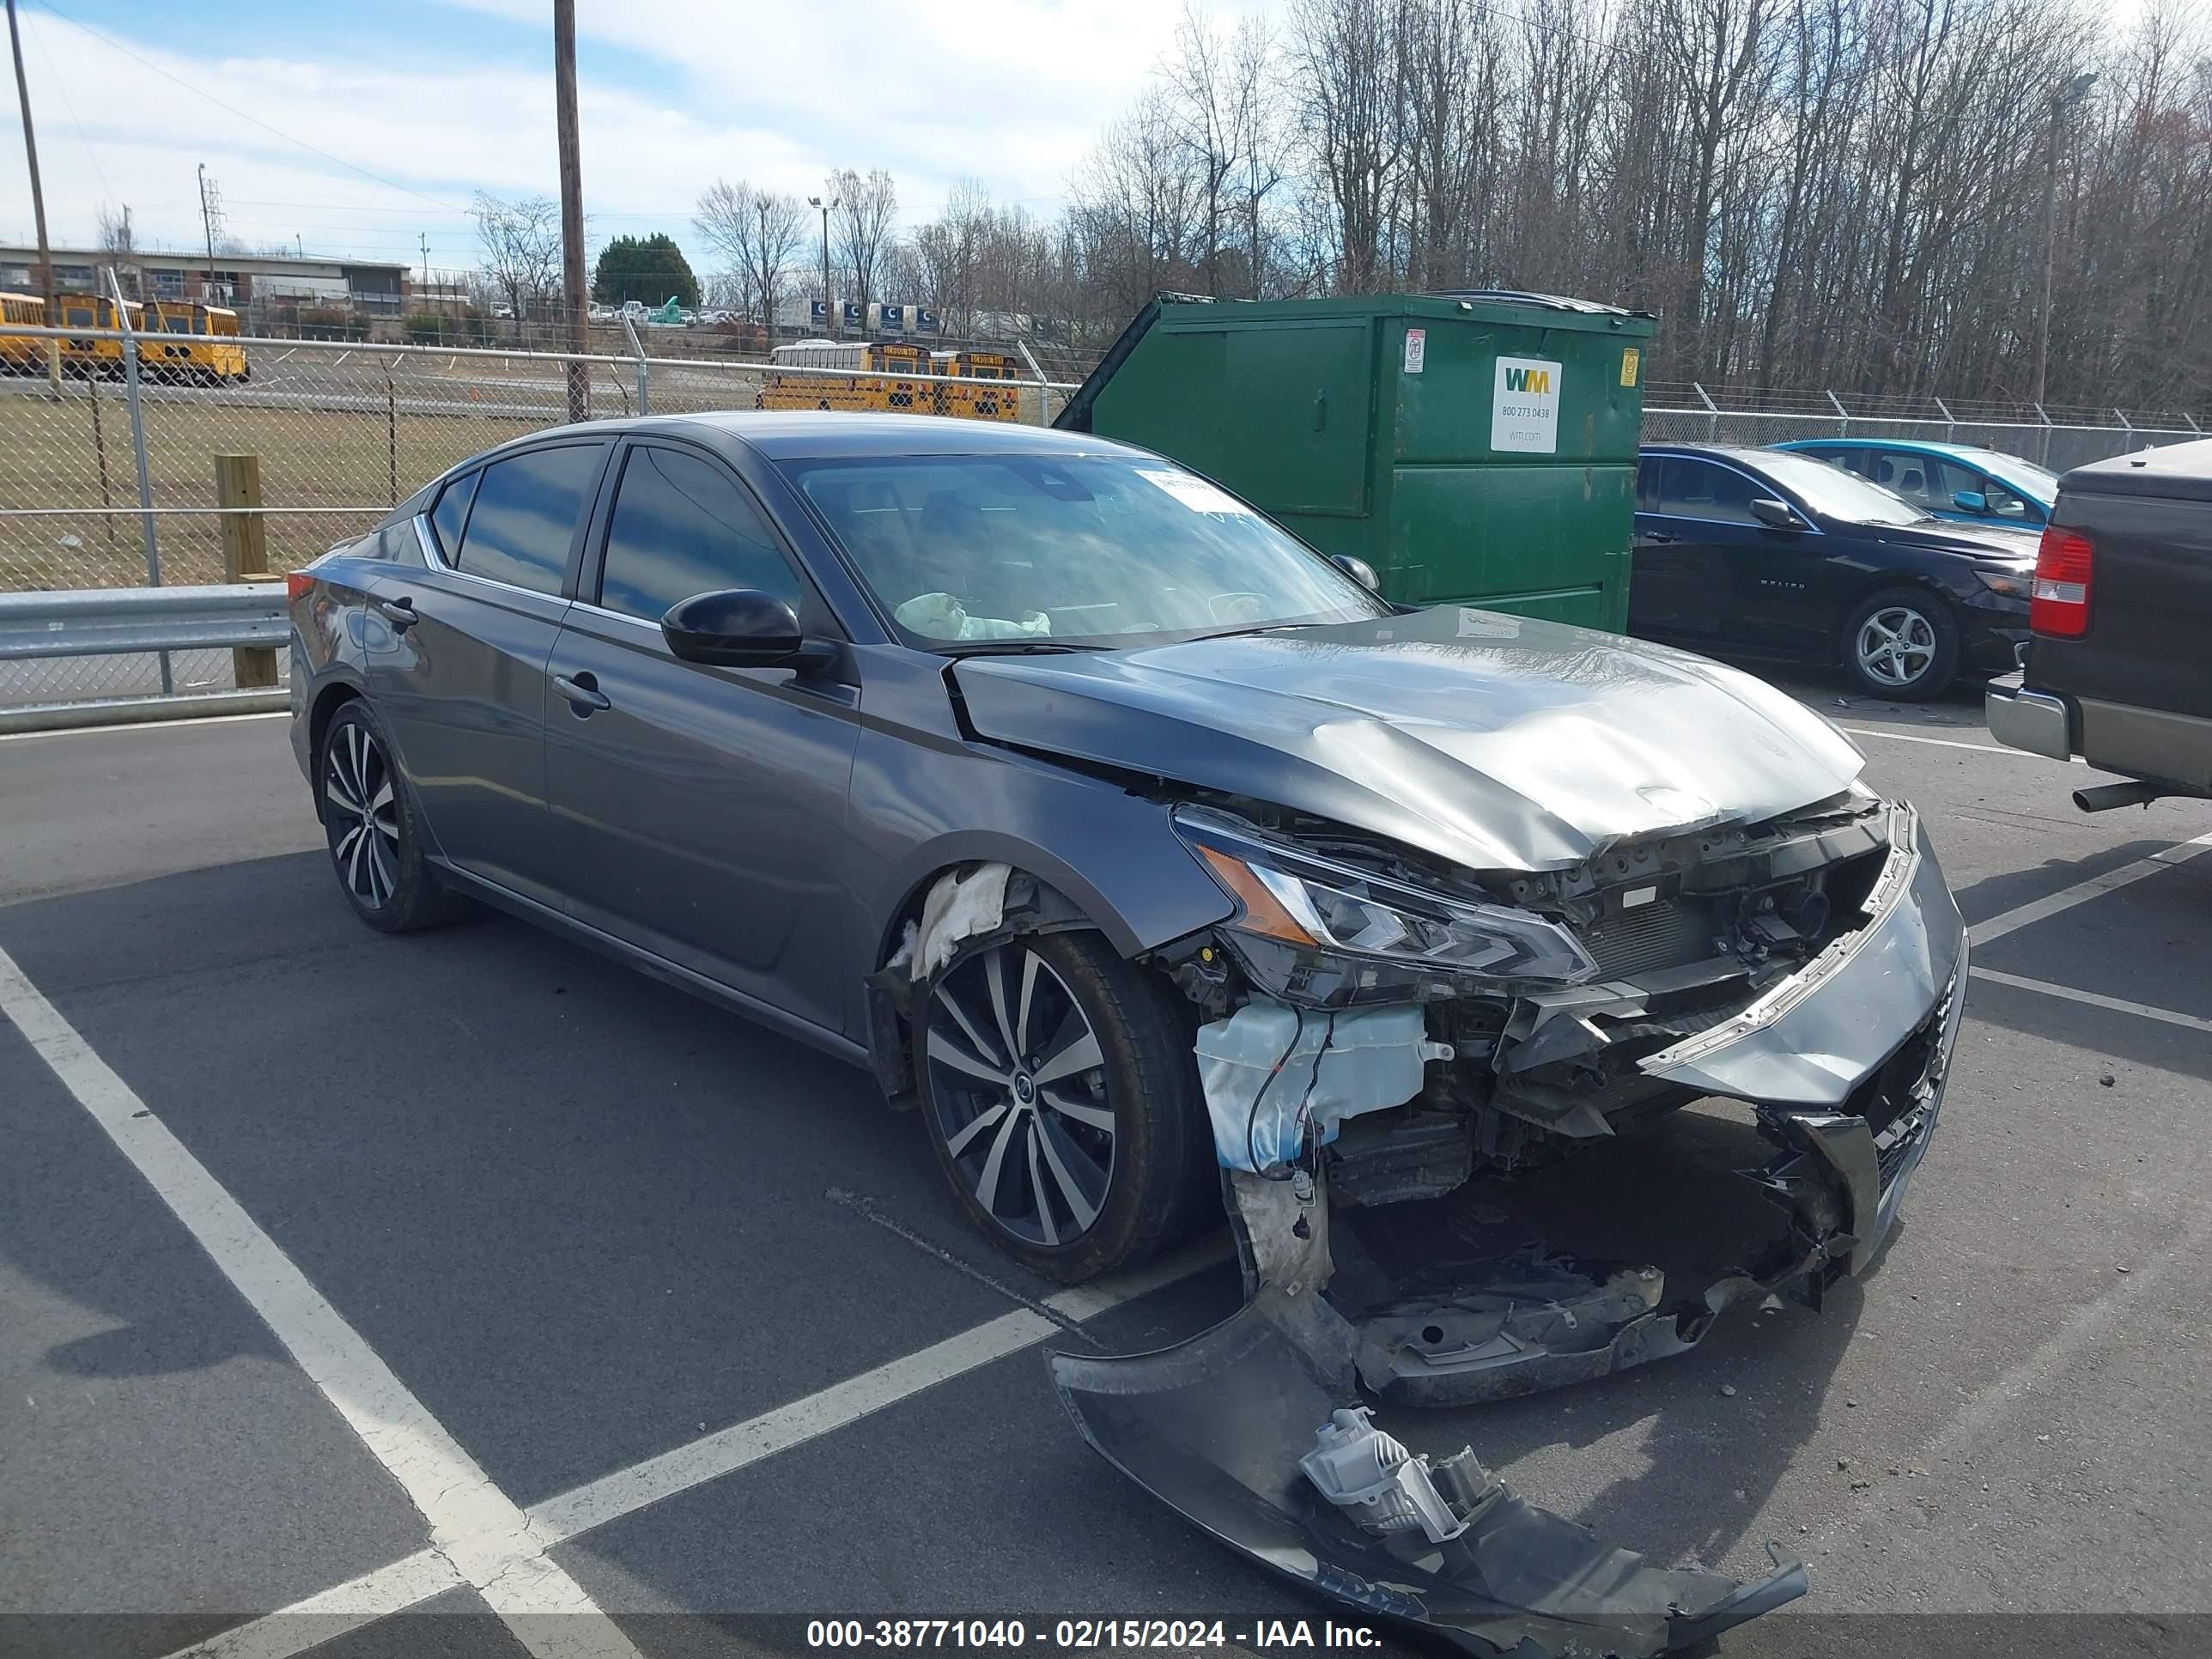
[1986,669,2074,762]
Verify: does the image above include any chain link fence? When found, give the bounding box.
[0,320,2198,714]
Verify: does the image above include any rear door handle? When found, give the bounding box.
[1639,532,1678,546]
[374,596,419,630]
[554,672,611,714]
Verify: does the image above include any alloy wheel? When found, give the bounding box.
[924,942,1116,1248]
[1855,605,1937,689]
[325,722,401,909]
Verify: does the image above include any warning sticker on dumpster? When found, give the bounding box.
[1403,328,1425,374]
[1492,356,1562,453]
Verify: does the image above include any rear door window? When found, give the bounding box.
[596,446,800,622]
[453,444,605,597]
[428,471,478,562]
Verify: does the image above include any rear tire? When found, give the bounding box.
[318,701,465,933]
[1841,586,1960,701]
[916,929,1214,1283]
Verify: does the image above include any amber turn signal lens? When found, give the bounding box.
[1195,844,1319,946]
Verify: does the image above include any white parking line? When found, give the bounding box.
[1969,966,2212,1035]
[165,1239,1224,1659]
[1838,724,2072,758]
[0,942,644,1659]
[0,709,290,742]
[177,1551,463,1659]
[1968,830,2212,947]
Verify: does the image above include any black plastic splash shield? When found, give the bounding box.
[1050,1291,1806,1658]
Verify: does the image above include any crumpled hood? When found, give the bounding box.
[954,604,1866,872]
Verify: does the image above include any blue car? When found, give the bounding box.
[1773,438,2059,528]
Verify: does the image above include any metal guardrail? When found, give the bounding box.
[0,583,290,734]
[0,583,288,660]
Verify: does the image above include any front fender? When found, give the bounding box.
[866,783,1233,965]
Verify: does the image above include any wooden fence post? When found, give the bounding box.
[215,452,278,689]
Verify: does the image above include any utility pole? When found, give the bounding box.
[553,0,588,422]
[2036,72,2097,410]
[419,231,429,304]
[198,164,215,262]
[6,0,60,393]
[809,193,838,338]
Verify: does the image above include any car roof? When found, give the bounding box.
[1637,442,1780,468]
[1784,436,1995,462]
[675,410,1134,461]
[422,412,1146,489]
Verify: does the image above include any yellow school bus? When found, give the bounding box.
[142,299,250,383]
[52,293,142,378]
[0,291,48,372]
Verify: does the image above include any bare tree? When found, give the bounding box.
[94,202,136,257]
[694,179,807,338]
[830,167,899,319]
[471,192,562,320]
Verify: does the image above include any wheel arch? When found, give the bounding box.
[860,830,1231,1105]
[1828,573,1960,666]
[305,675,369,822]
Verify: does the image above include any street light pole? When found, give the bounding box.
[2035,72,2097,410]
[809,194,838,339]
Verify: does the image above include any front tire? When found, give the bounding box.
[1842,586,1960,700]
[319,702,464,933]
[917,929,1213,1283]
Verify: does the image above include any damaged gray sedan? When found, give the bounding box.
[290,414,1967,1658]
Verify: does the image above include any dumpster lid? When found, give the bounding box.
[1429,289,1654,319]
[1054,293,1212,433]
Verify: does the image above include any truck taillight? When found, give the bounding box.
[285,570,314,603]
[2031,526,2094,638]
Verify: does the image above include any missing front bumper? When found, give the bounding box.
[1055,811,1967,1652]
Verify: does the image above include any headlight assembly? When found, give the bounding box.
[1173,806,1596,988]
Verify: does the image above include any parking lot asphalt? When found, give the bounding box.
[3,673,2210,1659]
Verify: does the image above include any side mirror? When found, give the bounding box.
[1952,489,1989,514]
[1331,553,1382,592]
[1748,497,1801,531]
[661,588,837,671]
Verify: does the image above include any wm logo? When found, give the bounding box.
[1504,366,1552,393]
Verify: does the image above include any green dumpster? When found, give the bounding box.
[1054,291,1655,632]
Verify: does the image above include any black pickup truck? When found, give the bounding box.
[1986,437,2212,808]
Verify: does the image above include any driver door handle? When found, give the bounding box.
[554,672,611,714]
[1639,532,1678,545]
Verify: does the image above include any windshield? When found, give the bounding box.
[1757,451,1928,526]
[782,452,1389,648]
[1960,449,2060,501]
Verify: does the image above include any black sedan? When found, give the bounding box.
[1630,442,2038,698]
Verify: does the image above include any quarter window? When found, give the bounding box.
[597,446,799,622]
[453,444,605,597]
[428,471,478,562]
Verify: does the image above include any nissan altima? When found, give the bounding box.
[289,413,1966,1655]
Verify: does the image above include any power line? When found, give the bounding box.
[24,3,106,202]
[32,0,471,216]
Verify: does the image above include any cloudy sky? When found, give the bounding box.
[0,0,1251,276]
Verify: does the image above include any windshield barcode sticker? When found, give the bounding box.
[1137,468,1252,515]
